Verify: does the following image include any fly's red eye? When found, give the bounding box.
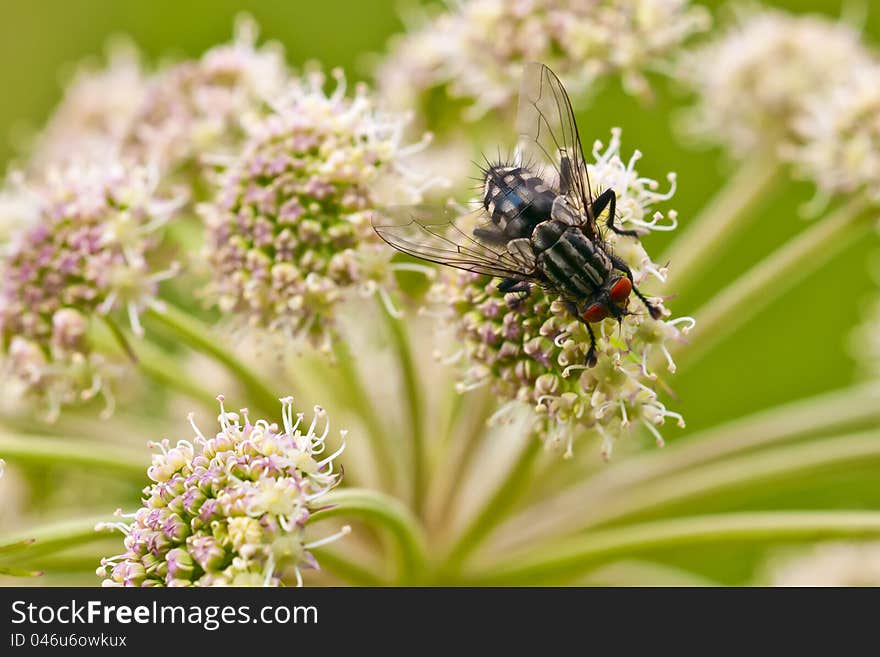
[609,277,632,304]
[581,303,610,323]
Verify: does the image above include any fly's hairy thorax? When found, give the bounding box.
[482,165,556,239]
[482,164,615,301]
[533,219,615,300]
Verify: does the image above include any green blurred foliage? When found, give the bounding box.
[0,0,878,585]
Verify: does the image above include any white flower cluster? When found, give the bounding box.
[29,16,287,176]
[788,62,880,205]
[678,8,875,158]
[0,161,184,419]
[378,0,709,119]
[200,69,432,351]
[29,39,148,171]
[431,130,691,458]
[99,396,348,587]
[124,15,288,172]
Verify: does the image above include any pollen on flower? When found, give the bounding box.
[200,67,434,351]
[430,129,689,456]
[377,0,710,119]
[677,7,875,157]
[97,395,348,587]
[0,160,184,419]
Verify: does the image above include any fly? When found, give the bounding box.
[372,62,661,367]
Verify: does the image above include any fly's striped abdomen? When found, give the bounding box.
[534,224,614,301]
[483,165,556,239]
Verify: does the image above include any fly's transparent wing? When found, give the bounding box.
[516,63,596,233]
[372,204,534,280]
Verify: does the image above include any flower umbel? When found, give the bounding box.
[378,0,710,119]
[29,39,148,171]
[98,395,348,587]
[201,68,431,351]
[125,16,288,172]
[432,129,689,458]
[678,8,875,157]
[0,161,184,419]
[788,63,880,206]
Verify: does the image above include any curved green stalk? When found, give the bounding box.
[134,339,221,412]
[426,387,496,533]
[0,433,145,479]
[437,437,542,576]
[492,382,880,548]
[145,305,280,415]
[2,555,103,575]
[675,194,874,368]
[313,488,428,585]
[91,320,219,412]
[0,536,45,576]
[500,430,880,545]
[308,548,386,586]
[580,559,722,587]
[599,382,880,490]
[470,511,880,585]
[0,565,44,577]
[660,156,783,299]
[378,302,426,516]
[330,340,399,493]
[0,515,115,562]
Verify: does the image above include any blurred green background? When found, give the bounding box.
[1,0,878,584]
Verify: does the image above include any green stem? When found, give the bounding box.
[492,382,880,548]
[134,340,220,411]
[471,511,880,585]
[602,382,880,489]
[379,303,426,516]
[313,488,427,585]
[580,559,722,587]
[543,430,880,532]
[91,321,218,412]
[102,317,138,363]
[308,548,386,586]
[3,554,103,574]
[676,194,874,368]
[427,387,496,533]
[0,515,114,562]
[0,433,145,479]
[331,340,398,492]
[145,305,280,415]
[438,437,542,576]
[660,156,783,299]
[0,565,44,577]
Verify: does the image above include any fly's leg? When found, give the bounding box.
[584,323,598,367]
[498,278,531,308]
[562,300,598,367]
[609,253,662,319]
[590,189,640,238]
[498,278,529,293]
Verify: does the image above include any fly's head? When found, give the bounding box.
[580,276,633,324]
